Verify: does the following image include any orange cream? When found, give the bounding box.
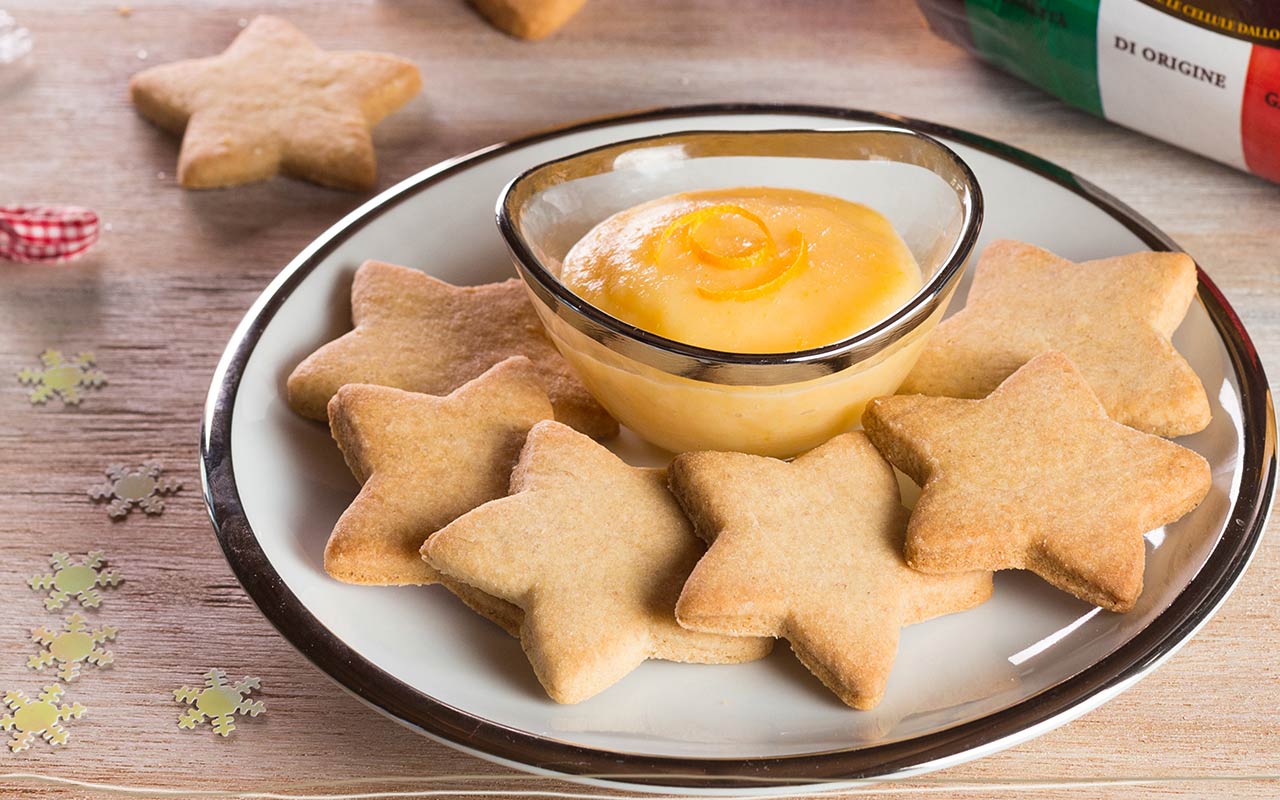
[548,187,940,456]
[561,187,922,353]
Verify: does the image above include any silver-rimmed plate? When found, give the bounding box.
[200,105,1274,795]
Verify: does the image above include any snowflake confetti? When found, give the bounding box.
[17,350,105,406]
[88,462,182,519]
[28,552,123,611]
[1,685,86,752]
[174,670,264,737]
[29,613,117,682]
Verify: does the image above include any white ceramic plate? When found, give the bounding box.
[201,105,1275,795]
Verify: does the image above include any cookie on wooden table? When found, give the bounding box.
[900,240,1210,437]
[130,16,421,190]
[288,260,617,439]
[865,351,1212,613]
[668,432,993,710]
[470,0,588,39]
[423,420,772,704]
[325,357,553,633]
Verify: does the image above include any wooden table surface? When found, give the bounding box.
[1,1,1276,798]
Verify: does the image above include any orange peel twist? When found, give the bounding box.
[697,231,808,301]
[658,204,808,301]
[659,204,776,270]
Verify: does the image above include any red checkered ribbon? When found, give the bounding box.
[0,205,100,263]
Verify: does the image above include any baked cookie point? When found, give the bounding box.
[288,260,617,438]
[669,432,992,709]
[322,357,551,631]
[867,351,1211,613]
[424,420,770,704]
[900,240,1210,437]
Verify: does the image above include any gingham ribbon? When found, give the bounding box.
[0,205,100,263]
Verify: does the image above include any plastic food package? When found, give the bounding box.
[918,0,1280,183]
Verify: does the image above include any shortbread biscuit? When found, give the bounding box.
[424,420,772,704]
[900,240,1210,437]
[325,358,552,632]
[865,351,1212,612]
[469,0,587,39]
[130,16,421,191]
[288,260,617,439]
[325,356,552,583]
[669,433,992,710]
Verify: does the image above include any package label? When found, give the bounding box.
[1098,0,1250,169]
[958,0,1280,181]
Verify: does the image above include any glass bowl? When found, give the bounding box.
[496,127,983,457]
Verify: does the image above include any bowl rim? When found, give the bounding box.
[495,126,984,385]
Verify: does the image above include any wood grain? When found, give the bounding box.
[0,1,1276,798]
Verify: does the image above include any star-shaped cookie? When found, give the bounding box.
[865,351,1212,613]
[288,259,617,439]
[900,240,1210,437]
[325,358,552,632]
[668,433,992,710]
[129,16,421,190]
[423,420,772,704]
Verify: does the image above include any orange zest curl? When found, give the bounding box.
[696,232,808,301]
[658,204,808,301]
[658,204,776,271]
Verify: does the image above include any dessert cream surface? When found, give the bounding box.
[560,187,923,353]
[548,186,937,457]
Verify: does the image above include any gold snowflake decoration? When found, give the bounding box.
[17,350,106,406]
[28,552,123,611]
[174,670,264,737]
[1,684,86,752]
[88,462,182,519]
[29,613,117,682]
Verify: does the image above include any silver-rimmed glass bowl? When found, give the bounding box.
[497,127,983,456]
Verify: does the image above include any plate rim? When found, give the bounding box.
[199,103,1276,791]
